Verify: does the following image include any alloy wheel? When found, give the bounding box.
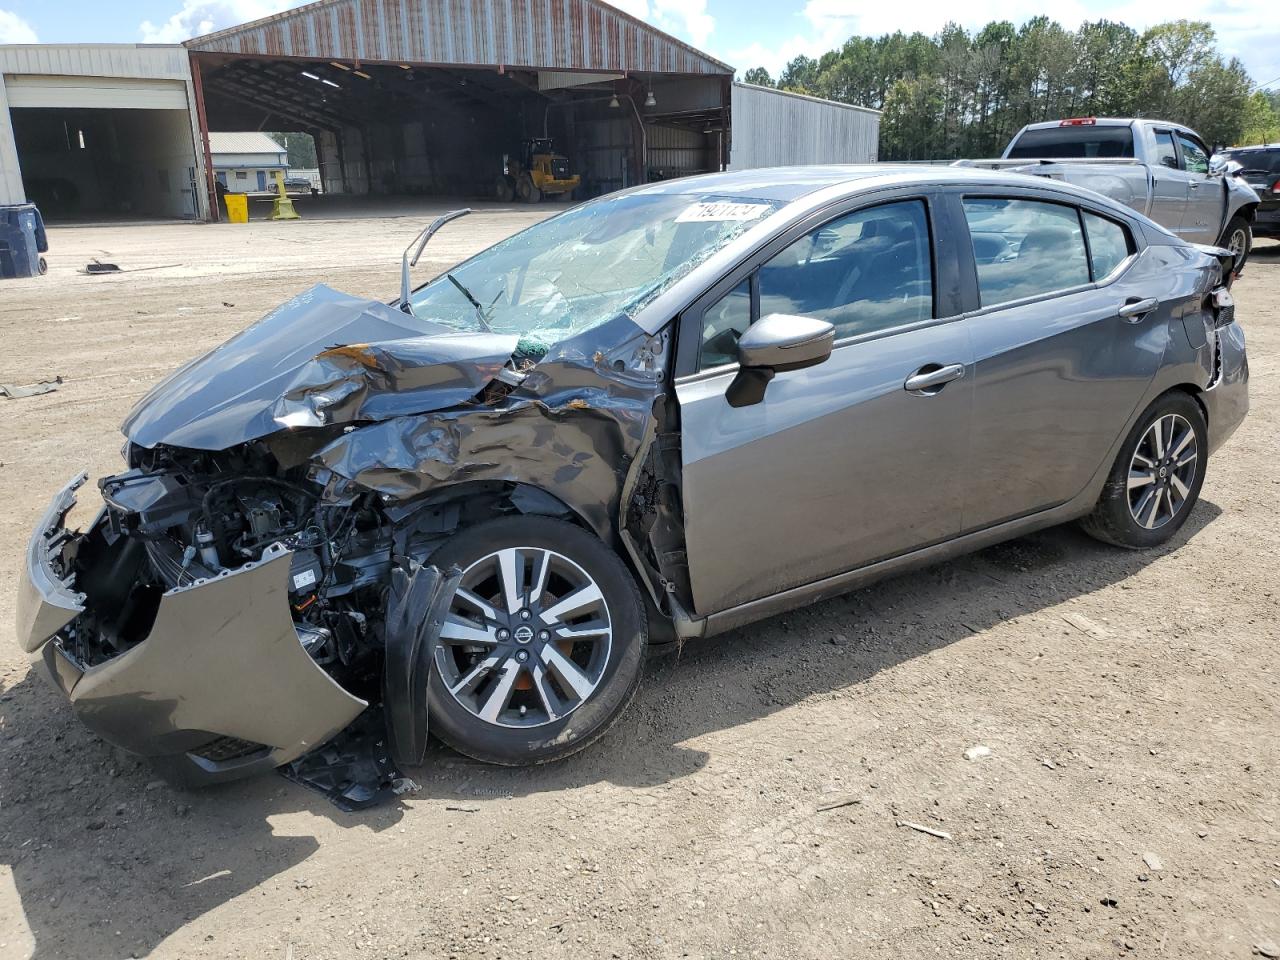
[434,547,613,728]
[1127,413,1198,530]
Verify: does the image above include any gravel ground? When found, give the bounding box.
[0,210,1276,960]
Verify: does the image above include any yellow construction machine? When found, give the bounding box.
[496,138,580,203]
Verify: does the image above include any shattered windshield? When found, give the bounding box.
[408,192,783,355]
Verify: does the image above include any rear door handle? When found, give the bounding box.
[1118,297,1158,321]
[904,362,965,394]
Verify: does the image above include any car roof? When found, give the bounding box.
[1224,143,1280,152]
[624,164,1100,203]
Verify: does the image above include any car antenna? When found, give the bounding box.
[399,208,471,313]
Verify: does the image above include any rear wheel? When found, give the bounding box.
[494,175,515,203]
[1219,215,1251,273]
[425,516,647,765]
[1079,392,1207,549]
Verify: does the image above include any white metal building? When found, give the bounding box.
[209,131,287,194]
[0,44,208,221]
[729,83,881,169]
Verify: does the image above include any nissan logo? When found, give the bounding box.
[514,625,535,643]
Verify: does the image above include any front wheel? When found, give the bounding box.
[1079,392,1207,549]
[1219,215,1252,273]
[425,516,647,765]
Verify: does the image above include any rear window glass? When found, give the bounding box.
[1223,149,1280,175]
[963,198,1090,305]
[1083,213,1133,278]
[1006,126,1135,159]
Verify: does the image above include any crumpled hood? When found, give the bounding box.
[122,284,519,450]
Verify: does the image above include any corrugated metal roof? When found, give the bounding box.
[184,0,732,75]
[208,131,288,156]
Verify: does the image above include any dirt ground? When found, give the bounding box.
[0,207,1276,960]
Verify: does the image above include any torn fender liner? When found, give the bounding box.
[279,707,407,812]
[121,284,517,450]
[383,561,461,767]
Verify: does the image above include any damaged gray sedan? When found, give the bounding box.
[17,166,1248,796]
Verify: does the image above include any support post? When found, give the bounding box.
[190,55,220,223]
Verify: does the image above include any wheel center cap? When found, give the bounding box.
[513,625,535,644]
[1159,466,1168,478]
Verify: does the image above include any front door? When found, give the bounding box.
[955,195,1164,531]
[1176,131,1221,244]
[675,197,974,616]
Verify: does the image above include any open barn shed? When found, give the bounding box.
[184,0,735,216]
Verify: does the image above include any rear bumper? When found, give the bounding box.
[1203,321,1249,455]
[17,476,367,785]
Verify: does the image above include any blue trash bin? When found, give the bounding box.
[0,203,47,279]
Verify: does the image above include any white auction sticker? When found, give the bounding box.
[675,202,771,224]
[292,569,317,590]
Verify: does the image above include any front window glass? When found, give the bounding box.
[963,198,1090,306]
[1178,134,1209,174]
[408,193,782,357]
[758,200,933,339]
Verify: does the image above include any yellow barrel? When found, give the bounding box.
[224,193,249,224]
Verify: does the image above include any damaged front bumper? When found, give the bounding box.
[16,475,367,784]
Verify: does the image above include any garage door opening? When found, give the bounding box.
[6,74,201,222]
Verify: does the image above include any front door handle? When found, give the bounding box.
[1118,297,1158,321]
[904,362,965,394]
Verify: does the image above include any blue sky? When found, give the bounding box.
[1,0,1276,90]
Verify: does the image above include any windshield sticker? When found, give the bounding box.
[675,202,771,224]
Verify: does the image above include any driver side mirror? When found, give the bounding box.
[726,313,835,408]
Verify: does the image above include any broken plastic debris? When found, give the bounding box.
[0,376,62,399]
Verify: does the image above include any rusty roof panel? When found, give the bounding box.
[185,0,732,74]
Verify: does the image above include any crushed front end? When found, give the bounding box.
[17,441,392,783]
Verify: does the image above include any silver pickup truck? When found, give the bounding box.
[956,118,1259,270]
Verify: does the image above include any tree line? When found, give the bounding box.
[742,19,1280,161]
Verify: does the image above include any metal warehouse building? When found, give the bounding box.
[0,0,880,222]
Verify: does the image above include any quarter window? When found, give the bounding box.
[699,279,752,369]
[1083,212,1134,279]
[757,200,933,340]
[962,198,1090,306]
[1177,133,1209,174]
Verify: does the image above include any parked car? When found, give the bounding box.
[957,117,1259,270]
[1214,143,1280,240]
[17,167,1248,790]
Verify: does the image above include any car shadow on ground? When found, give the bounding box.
[0,501,1221,959]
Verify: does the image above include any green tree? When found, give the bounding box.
[1239,91,1280,145]
[268,132,318,168]
[742,67,774,87]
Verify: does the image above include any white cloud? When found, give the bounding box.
[603,0,716,49]
[0,9,38,43]
[140,1,299,43]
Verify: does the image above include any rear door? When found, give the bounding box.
[1176,131,1222,244]
[675,192,973,615]
[954,192,1164,531]
[1148,128,1190,230]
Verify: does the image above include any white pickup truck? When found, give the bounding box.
[956,118,1259,269]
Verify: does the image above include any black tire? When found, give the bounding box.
[425,516,647,765]
[516,174,541,203]
[1079,391,1207,549]
[1218,215,1252,273]
[494,176,515,203]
